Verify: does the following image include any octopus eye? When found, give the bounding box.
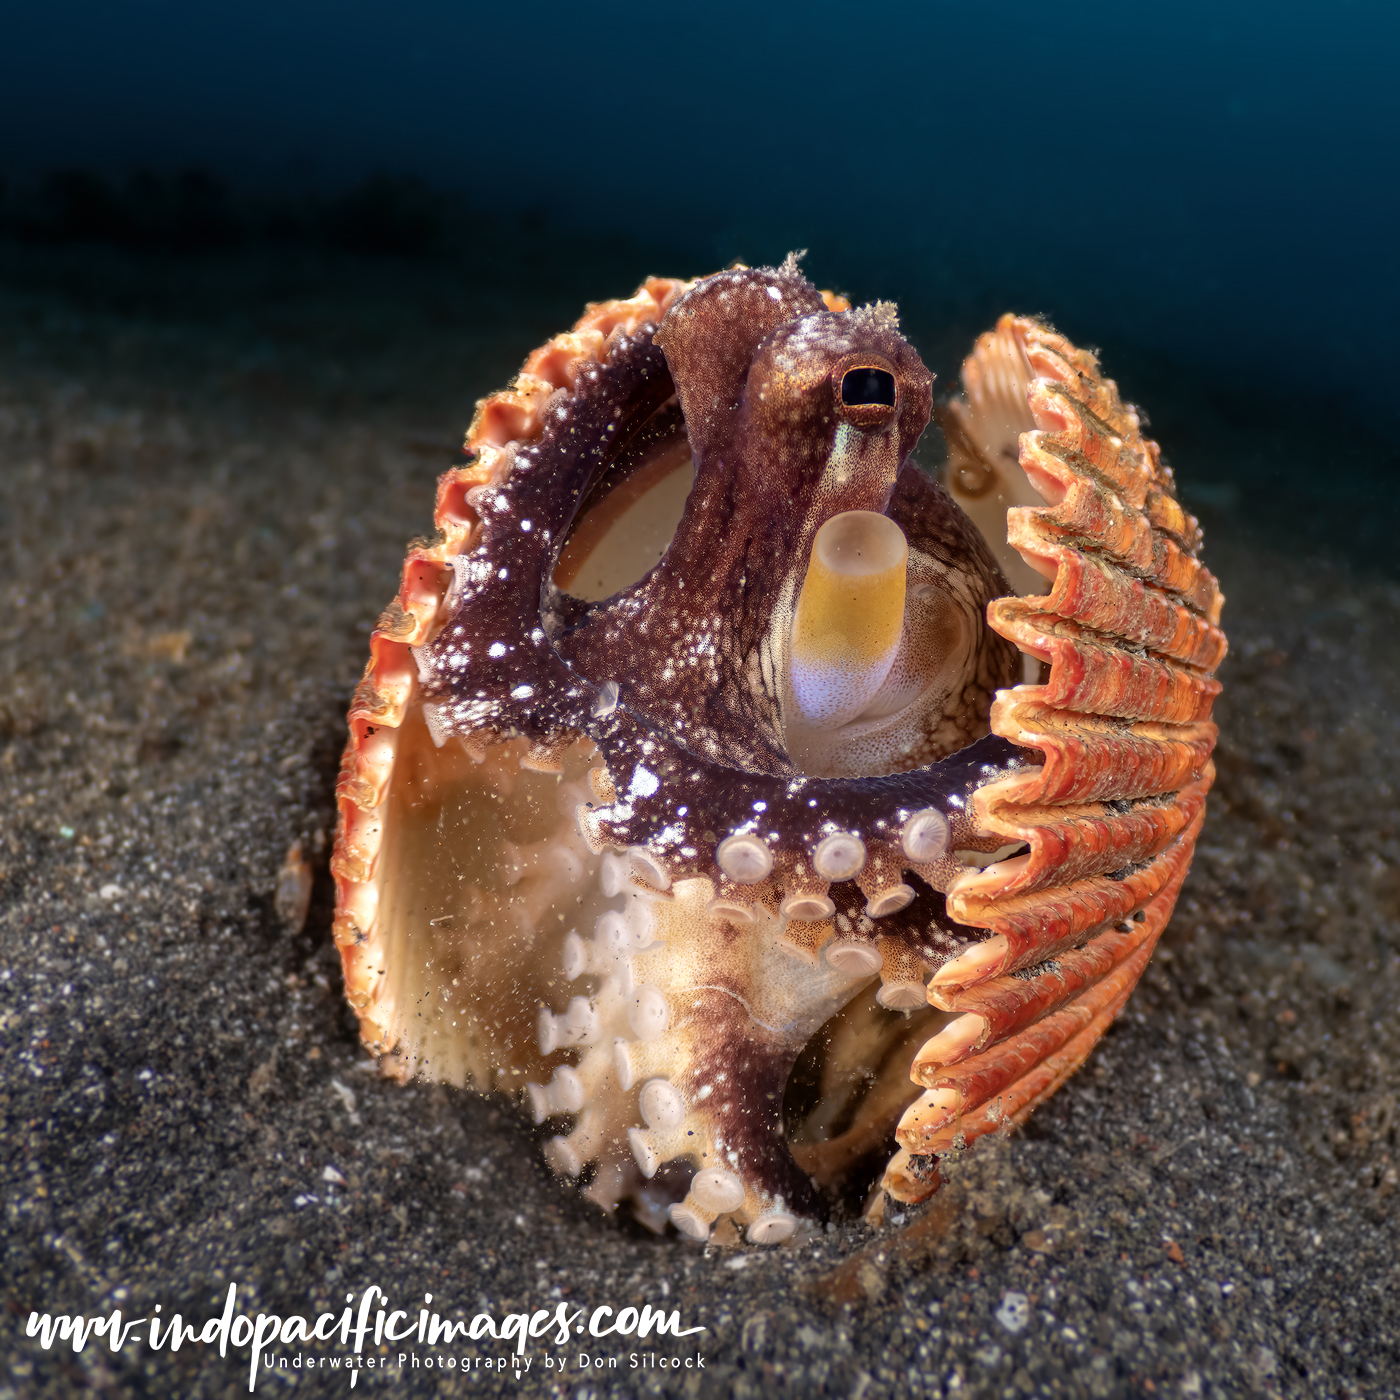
[837,366,898,428]
[840,367,896,408]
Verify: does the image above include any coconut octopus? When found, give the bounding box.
[331,257,1225,1246]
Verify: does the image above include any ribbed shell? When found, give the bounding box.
[881,317,1223,1201]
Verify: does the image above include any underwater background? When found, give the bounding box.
[3,3,1400,1397]
[2,0,1397,560]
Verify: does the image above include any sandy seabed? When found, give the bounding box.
[1,244,1398,1398]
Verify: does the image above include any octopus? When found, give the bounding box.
[331,257,1226,1245]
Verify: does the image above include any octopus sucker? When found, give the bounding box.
[332,265,1226,1243]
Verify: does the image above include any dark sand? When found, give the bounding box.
[2,245,1398,1399]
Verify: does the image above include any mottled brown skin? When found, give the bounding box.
[557,259,1008,777]
[417,261,1023,887]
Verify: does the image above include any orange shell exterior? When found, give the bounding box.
[883,317,1223,1200]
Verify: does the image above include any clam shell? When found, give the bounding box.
[331,285,1225,1237]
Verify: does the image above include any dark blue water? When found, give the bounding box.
[3,0,1396,560]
